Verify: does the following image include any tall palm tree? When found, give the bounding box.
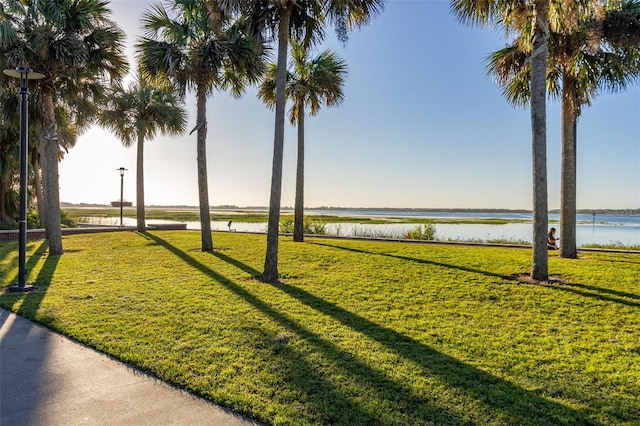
[556,0,640,258]
[137,0,266,252]
[216,0,385,282]
[0,85,21,225]
[529,0,550,281]
[17,87,76,229]
[0,85,74,229]
[486,0,640,259]
[452,0,550,281]
[258,40,347,242]
[0,0,128,255]
[99,76,188,232]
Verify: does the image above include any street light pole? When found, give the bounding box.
[4,66,44,292]
[117,167,127,227]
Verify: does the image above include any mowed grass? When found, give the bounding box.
[1,231,639,425]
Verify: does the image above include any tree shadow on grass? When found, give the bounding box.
[0,240,47,283]
[314,242,640,309]
[0,240,60,326]
[205,240,600,425]
[147,234,466,424]
[581,252,640,265]
[17,242,60,319]
[0,240,17,264]
[566,282,639,301]
[312,241,513,282]
[545,281,640,308]
[270,282,602,425]
[210,250,260,277]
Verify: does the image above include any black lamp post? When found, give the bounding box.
[117,167,127,227]
[4,66,44,292]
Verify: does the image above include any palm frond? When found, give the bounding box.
[257,63,279,110]
[137,0,266,99]
[98,78,187,147]
[603,1,640,48]
[487,44,527,85]
[258,39,347,124]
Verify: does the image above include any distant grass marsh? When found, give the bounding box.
[2,231,639,425]
[65,206,529,226]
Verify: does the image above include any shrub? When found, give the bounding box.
[3,210,76,229]
[350,225,402,239]
[279,217,327,235]
[27,210,40,228]
[405,224,437,240]
[0,221,17,230]
[279,217,294,233]
[60,210,77,228]
[306,221,327,235]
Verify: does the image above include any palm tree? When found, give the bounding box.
[38,102,79,231]
[99,76,188,232]
[0,0,128,255]
[0,85,74,229]
[529,0,550,281]
[556,0,640,258]
[137,0,266,252]
[486,0,640,259]
[452,0,550,281]
[0,85,21,225]
[216,0,385,282]
[258,41,347,242]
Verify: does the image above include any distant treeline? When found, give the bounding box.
[60,202,639,216]
[570,209,640,216]
[310,207,533,213]
[312,207,640,216]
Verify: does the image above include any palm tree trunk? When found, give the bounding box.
[560,76,578,258]
[33,152,45,227]
[39,136,49,239]
[136,132,146,232]
[263,5,292,282]
[0,183,8,223]
[293,102,305,242]
[196,86,213,251]
[42,89,63,255]
[530,0,549,281]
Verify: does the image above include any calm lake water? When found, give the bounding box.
[118,209,640,247]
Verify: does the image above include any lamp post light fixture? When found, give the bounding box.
[117,167,127,227]
[4,66,44,292]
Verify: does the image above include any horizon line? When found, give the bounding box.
[60,202,640,214]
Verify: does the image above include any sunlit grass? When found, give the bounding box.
[1,232,639,425]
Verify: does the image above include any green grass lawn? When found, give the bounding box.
[1,231,639,425]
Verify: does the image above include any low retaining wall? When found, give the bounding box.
[0,226,138,242]
[0,229,47,241]
[0,224,188,242]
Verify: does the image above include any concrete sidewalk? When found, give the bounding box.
[0,309,259,425]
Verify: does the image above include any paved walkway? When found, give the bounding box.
[0,309,259,426]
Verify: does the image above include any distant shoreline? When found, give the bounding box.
[61,202,640,216]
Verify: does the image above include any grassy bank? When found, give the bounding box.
[1,231,639,425]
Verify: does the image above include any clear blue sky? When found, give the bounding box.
[58,0,640,209]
